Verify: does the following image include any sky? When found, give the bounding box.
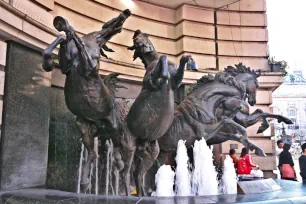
[266,0,306,72]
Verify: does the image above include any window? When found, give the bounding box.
[289,109,296,117]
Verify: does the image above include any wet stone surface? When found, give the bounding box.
[0,41,51,190]
[0,180,306,204]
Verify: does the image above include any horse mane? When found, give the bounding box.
[189,73,246,98]
[224,63,257,77]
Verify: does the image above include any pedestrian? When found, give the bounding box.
[275,140,284,157]
[299,143,306,184]
[229,149,238,169]
[275,139,284,178]
[278,143,296,181]
[237,147,258,175]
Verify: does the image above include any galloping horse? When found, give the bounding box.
[158,73,247,154]
[144,73,249,194]
[206,64,293,156]
[126,30,192,196]
[42,10,131,191]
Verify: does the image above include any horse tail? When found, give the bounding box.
[103,73,127,96]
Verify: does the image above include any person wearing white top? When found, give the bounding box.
[275,140,284,157]
[275,140,284,178]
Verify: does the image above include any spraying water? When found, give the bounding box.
[155,165,175,197]
[219,155,237,194]
[77,143,85,193]
[77,138,99,194]
[175,140,191,196]
[191,138,219,196]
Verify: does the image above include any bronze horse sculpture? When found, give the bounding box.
[156,73,249,165]
[41,10,292,197]
[42,10,131,191]
[126,30,193,196]
[206,64,293,155]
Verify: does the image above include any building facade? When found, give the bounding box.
[0,0,283,191]
[272,71,306,143]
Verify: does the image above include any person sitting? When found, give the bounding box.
[278,143,296,181]
[229,149,238,169]
[299,143,306,184]
[237,147,258,175]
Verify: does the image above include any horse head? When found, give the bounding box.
[127,30,157,67]
[53,9,131,52]
[224,63,260,106]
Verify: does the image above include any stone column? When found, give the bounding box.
[0,41,51,190]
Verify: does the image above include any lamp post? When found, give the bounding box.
[280,123,290,144]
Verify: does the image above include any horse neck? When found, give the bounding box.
[140,51,159,68]
[192,83,242,100]
[235,73,256,87]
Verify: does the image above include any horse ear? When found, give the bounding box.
[256,70,262,78]
[133,29,142,39]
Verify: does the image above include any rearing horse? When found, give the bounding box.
[42,10,131,191]
[126,30,193,196]
[207,63,293,156]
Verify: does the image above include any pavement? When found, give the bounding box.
[0,180,306,204]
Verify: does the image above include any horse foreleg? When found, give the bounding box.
[150,55,169,89]
[76,117,98,192]
[222,118,266,157]
[204,118,232,140]
[172,55,192,89]
[42,34,66,71]
[134,140,160,197]
[207,132,241,145]
[112,148,124,195]
[207,131,264,157]
[246,109,293,127]
[120,129,136,196]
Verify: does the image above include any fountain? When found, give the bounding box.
[155,139,219,197]
[175,140,191,196]
[219,155,237,194]
[40,8,292,198]
[155,165,175,197]
[191,138,219,196]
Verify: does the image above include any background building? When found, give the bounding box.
[272,70,306,144]
[0,0,283,191]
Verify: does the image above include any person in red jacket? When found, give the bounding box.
[237,147,258,175]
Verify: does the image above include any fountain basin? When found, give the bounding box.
[0,180,305,204]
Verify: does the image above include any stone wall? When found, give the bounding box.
[0,41,51,190]
[0,0,271,82]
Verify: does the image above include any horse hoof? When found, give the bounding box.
[284,118,294,124]
[257,127,265,134]
[255,149,266,157]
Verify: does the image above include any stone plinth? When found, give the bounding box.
[0,41,51,190]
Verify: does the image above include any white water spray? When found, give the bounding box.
[94,137,99,195]
[77,143,84,193]
[77,138,99,194]
[155,165,175,197]
[219,155,237,194]
[175,140,191,196]
[191,138,219,196]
